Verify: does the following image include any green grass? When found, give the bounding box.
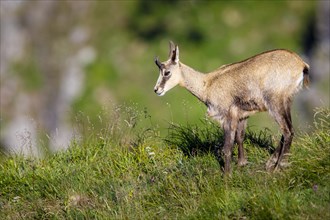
[1,108,329,219]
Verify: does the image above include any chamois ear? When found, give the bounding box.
[169,41,179,63]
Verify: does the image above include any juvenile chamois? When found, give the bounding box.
[154,41,309,174]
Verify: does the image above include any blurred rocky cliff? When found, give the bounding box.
[1,1,95,155]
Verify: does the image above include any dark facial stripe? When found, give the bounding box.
[159,76,169,90]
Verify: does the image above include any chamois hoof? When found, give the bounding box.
[274,160,291,171]
[266,156,290,172]
[238,158,248,167]
[279,160,291,168]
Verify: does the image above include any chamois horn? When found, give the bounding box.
[155,56,162,69]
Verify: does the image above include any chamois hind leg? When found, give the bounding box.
[236,119,248,166]
[266,101,294,171]
[276,103,293,168]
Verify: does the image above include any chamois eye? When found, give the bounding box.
[164,71,171,77]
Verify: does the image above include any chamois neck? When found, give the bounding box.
[179,62,207,102]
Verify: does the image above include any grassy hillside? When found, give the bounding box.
[0,108,329,219]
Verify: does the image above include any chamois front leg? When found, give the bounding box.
[236,119,248,166]
[221,119,238,174]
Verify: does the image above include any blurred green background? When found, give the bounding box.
[1,0,328,154]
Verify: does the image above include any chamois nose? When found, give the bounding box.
[154,87,159,93]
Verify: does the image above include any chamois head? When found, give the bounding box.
[154,41,182,96]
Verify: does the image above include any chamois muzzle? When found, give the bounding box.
[154,87,165,96]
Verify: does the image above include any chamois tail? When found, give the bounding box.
[303,63,310,88]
